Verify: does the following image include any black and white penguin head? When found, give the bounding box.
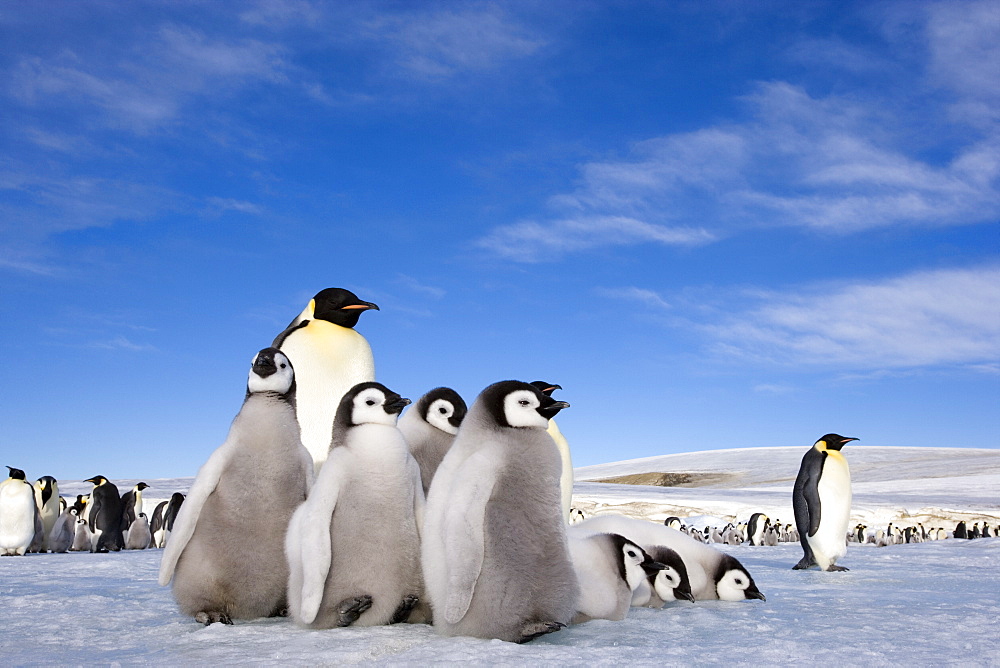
[247,347,295,396]
[34,476,57,505]
[608,534,665,591]
[84,475,108,487]
[309,288,380,329]
[648,546,694,602]
[480,380,569,429]
[135,482,149,492]
[529,380,563,397]
[814,433,859,452]
[336,381,411,429]
[417,387,468,435]
[715,555,765,601]
[6,466,26,481]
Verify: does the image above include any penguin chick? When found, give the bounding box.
[47,506,76,553]
[567,532,665,623]
[286,382,424,629]
[530,381,574,523]
[159,348,313,625]
[0,467,38,556]
[641,545,695,606]
[397,387,467,496]
[422,380,579,643]
[126,513,151,550]
[574,514,765,602]
[273,287,379,473]
[792,433,858,572]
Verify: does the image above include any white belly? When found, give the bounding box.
[808,453,851,569]
[0,483,37,552]
[281,322,375,470]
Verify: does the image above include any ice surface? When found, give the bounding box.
[3,447,998,665]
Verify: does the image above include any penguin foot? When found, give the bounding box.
[389,594,419,624]
[194,611,233,626]
[518,621,566,643]
[825,564,850,572]
[792,555,815,570]
[336,595,373,627]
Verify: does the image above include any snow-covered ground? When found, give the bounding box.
[4,447,998,665]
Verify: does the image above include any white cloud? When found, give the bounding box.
[597,286,671,311]
[706,265,1000,370]
[395,274,446,299]
[364,6,546,79]
[477,215,715,262]
[205,197,264,216]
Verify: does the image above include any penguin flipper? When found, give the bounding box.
[157,441,233,586]
[442,458,497,625]
[298,449,346,624]
[409,457,426,541]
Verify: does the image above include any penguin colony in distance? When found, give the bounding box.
[159,348,313,625]
[792,434,858,571]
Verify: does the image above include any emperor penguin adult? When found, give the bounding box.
[422,380,579,643]
[566,532,665,623]
[83,475,125,552]
[0,467,38,556]
[747,513,769,546]
[33,476,60,552]
[120,482,149,541]
[159,347,313,625]
[285,382,424,629]
[397,387,467,495]
[574,514,765,602]
[273,287,379,473]
[530,381,574,523]
[156,493,185,548]
[792,433,858,572]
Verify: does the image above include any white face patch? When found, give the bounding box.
[716,569,751,601]
[350,387,398,426]
[426,398,459,434]
[652,566,682,600]
[247,350,295,394]
[621,543,648,591]
[502,390,549,428]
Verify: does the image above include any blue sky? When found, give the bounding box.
[2,1,998,482]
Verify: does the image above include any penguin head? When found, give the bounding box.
[608,534,664,591]
[247,347,295,396]
[309,288,379,329]
[480,380,569,429]
[416,387,468,435]
[715,554,765,601]
[84,475,108,487]
[815,434,859,451]
[34,476,57,505]
[648,546,694,602]
[6,466,26,480]
[335,381,411,430]
[136,482,149,492]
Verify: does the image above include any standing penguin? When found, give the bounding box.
[422,380,579,643]
[273,287,379,473]
[155,493,185,548]
[397,387,467,495]
[47,505,77,553]
[125,513,151,550]
[120,482,149,541]
[0,467,38,556]
[530,381,574,523]
[566,532,665,623]
[159,348,313,625]
[33,476,60,552]
[83,475,125,553]
[285,382,424,628]
[792,433,858,571]
[746,513,769,546]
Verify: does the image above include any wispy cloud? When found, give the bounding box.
[705,265,1000,370]
[597,286,671,311]
[395,274,446,299]
[477,215,715,262]
[89,336,157,352]
[10,25,288,132]
[363,6,546,79]
[204,197,264,217]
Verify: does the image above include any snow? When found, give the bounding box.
[3,447,999,665]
